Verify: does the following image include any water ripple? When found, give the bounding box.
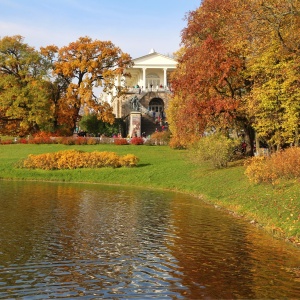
[0,181,300,299]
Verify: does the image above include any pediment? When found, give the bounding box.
[132,52,177,68]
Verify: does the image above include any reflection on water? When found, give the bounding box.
[0,180,299,299]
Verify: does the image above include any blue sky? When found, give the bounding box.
[0,0,201,58]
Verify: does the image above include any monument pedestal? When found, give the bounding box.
[129,112,141,138]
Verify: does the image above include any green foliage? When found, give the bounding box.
[190,134,239,168]
[0,35,132,136]
[79,114,125,137]
[0,35,53,135]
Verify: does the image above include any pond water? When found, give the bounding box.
[0,180,299,299]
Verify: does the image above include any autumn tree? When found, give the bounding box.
[246,0,300,149]
[0,35,53,135]
[169,0,299,152]
[41,36,133,134]
[169,0,255,150]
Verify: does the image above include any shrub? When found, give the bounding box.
[22,152,60,170]
[19,150,139,170]
[96,151,121,168]
[244,156,270,184]
[74,137,87,145]
[60,137,76,145]
[130,137,144,145]
[245,147,300,184]
[169,136,187,149]
[19,138,28,144]
[86,137,98,145]
[0,139,13,145]
[144,139,156,146]
[56,150,84,169]
[150,131,171,145]
[28,137,52,144]
[190,134,239,168]
[120,154,140,167]
[27,131,57,144]
[114,138,129,145]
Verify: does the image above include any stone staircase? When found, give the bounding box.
[127,93,166,136]
[141,114,159,136]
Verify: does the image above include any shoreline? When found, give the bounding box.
[0,144,299,249]
[1,176,299,249]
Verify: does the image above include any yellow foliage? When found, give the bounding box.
[20,150,139,170]
[120,154,140,167]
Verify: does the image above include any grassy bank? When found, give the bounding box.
[0,143,299,246]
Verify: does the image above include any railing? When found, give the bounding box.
[139,105,152,117]
[126,87,171,94]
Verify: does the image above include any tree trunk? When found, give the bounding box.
[244,124,255,156]
[255,130,259,156]
[295,126,299,147]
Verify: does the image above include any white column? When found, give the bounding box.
[163,68,167,88]
[121,75,125,87]
[142,68,147,90]
[113,75,120,96]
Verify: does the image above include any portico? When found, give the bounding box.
[119,49,177,93]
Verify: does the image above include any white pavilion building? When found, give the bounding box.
[103,49,177,137]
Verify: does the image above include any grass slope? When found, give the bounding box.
[0,143,299,246]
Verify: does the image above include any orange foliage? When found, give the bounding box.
[168,0,254,147]
[41,36,133,132]
[114,138,129,145]
[170,0,300,150]
[245,147,300,184]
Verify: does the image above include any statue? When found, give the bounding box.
[130,95,140,111]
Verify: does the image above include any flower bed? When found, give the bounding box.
[19,149,139,170]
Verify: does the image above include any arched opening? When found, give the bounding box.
[148,98,164,118]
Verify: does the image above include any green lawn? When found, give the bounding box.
[0,143,299,246]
